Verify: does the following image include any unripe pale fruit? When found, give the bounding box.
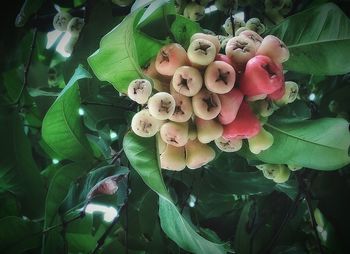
[262,164,290,183]
[239,55,284,97]
[287,164,303,171]
[192,89,222,120]
[191,33,221,54]
[183,2,205,21]
[131,109,163,137]
[215,136,242,152]
[169,91,193,122]
[248,127,274,154]
[67,17,85,36]
[156,133,167,155]
[253,99,277,117]
[160,122,189,147]
[275,81,299,105]
[195,118,223,143]
[160,145,186,171]
[127,79,152,104]
[111,0,134,7]
[223,101,261,139]
[204,61,236,94]
[185,139,216,169]
[225,35,258,72]
[257,35,290,63]
[239,30,263,47]
[223,15,244,35]
[234,26,248,36]
[245,18,266,35]
[148,92,176,120]
[187,39,216,68]
[155,43,188,76]
[172,66,203,97]
[53,12,72,31]
[218,88,243,125]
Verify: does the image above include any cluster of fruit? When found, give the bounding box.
[176,0,239,22]
[256,163,302,184]
[127,29,298,175]
[52,11,85,54]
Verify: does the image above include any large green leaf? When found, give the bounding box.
[197,168,275,195]
[269,3,350,75]
[0,216,41,253]
[88,11,145,94]
[256,118,350,170]
[42,65,94,162]
[0,109,46,218]
[123,132,170,200]
[123,132,227,253]
[159,198,227,254]
[43,162,88,229]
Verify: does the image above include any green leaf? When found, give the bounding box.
[88,11,145,94]
[15,0,44,27]
[269,3,350,75]
[197,168,275,195]
[123,132,171,200]
[131,0,155,12]
[269,101,311,124]
[170,14,202,49]
[159,198,227,254]
[44,162,88,229]
[0,109,46,218]
[42,65,94,162]
[0,216,41,253]
[256,118,350,170]
[124,133,227,253]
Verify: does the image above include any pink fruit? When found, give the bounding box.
[268,83,285,100]
[256,35,290,63]
[223,101,261,139]
[218,88,243,125]
[155,43,189,76]
[239,55,284,97]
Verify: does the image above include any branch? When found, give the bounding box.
[296,172,325,254]
[261,191,304,254]
[11,28,38,106]
[81,101,137,111]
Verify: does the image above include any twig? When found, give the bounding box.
[303,184,325,254]
[11,28,38,106]
[81,101,137,111]
[261,191,304,254]
[42,211,86,234]
[295,172,324,254]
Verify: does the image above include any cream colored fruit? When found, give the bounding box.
[185,139,216,169]
[148,92,176,120]
[127,79,152,104]
[187,38,216,68]
[172,66,203,97]
[192,89,221,120]
[195,118,223,143]
[248,127,274,154]
[131,109,163,137]
[214,136,242,152]
[160,145,186,171]
[160,121,189,147]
